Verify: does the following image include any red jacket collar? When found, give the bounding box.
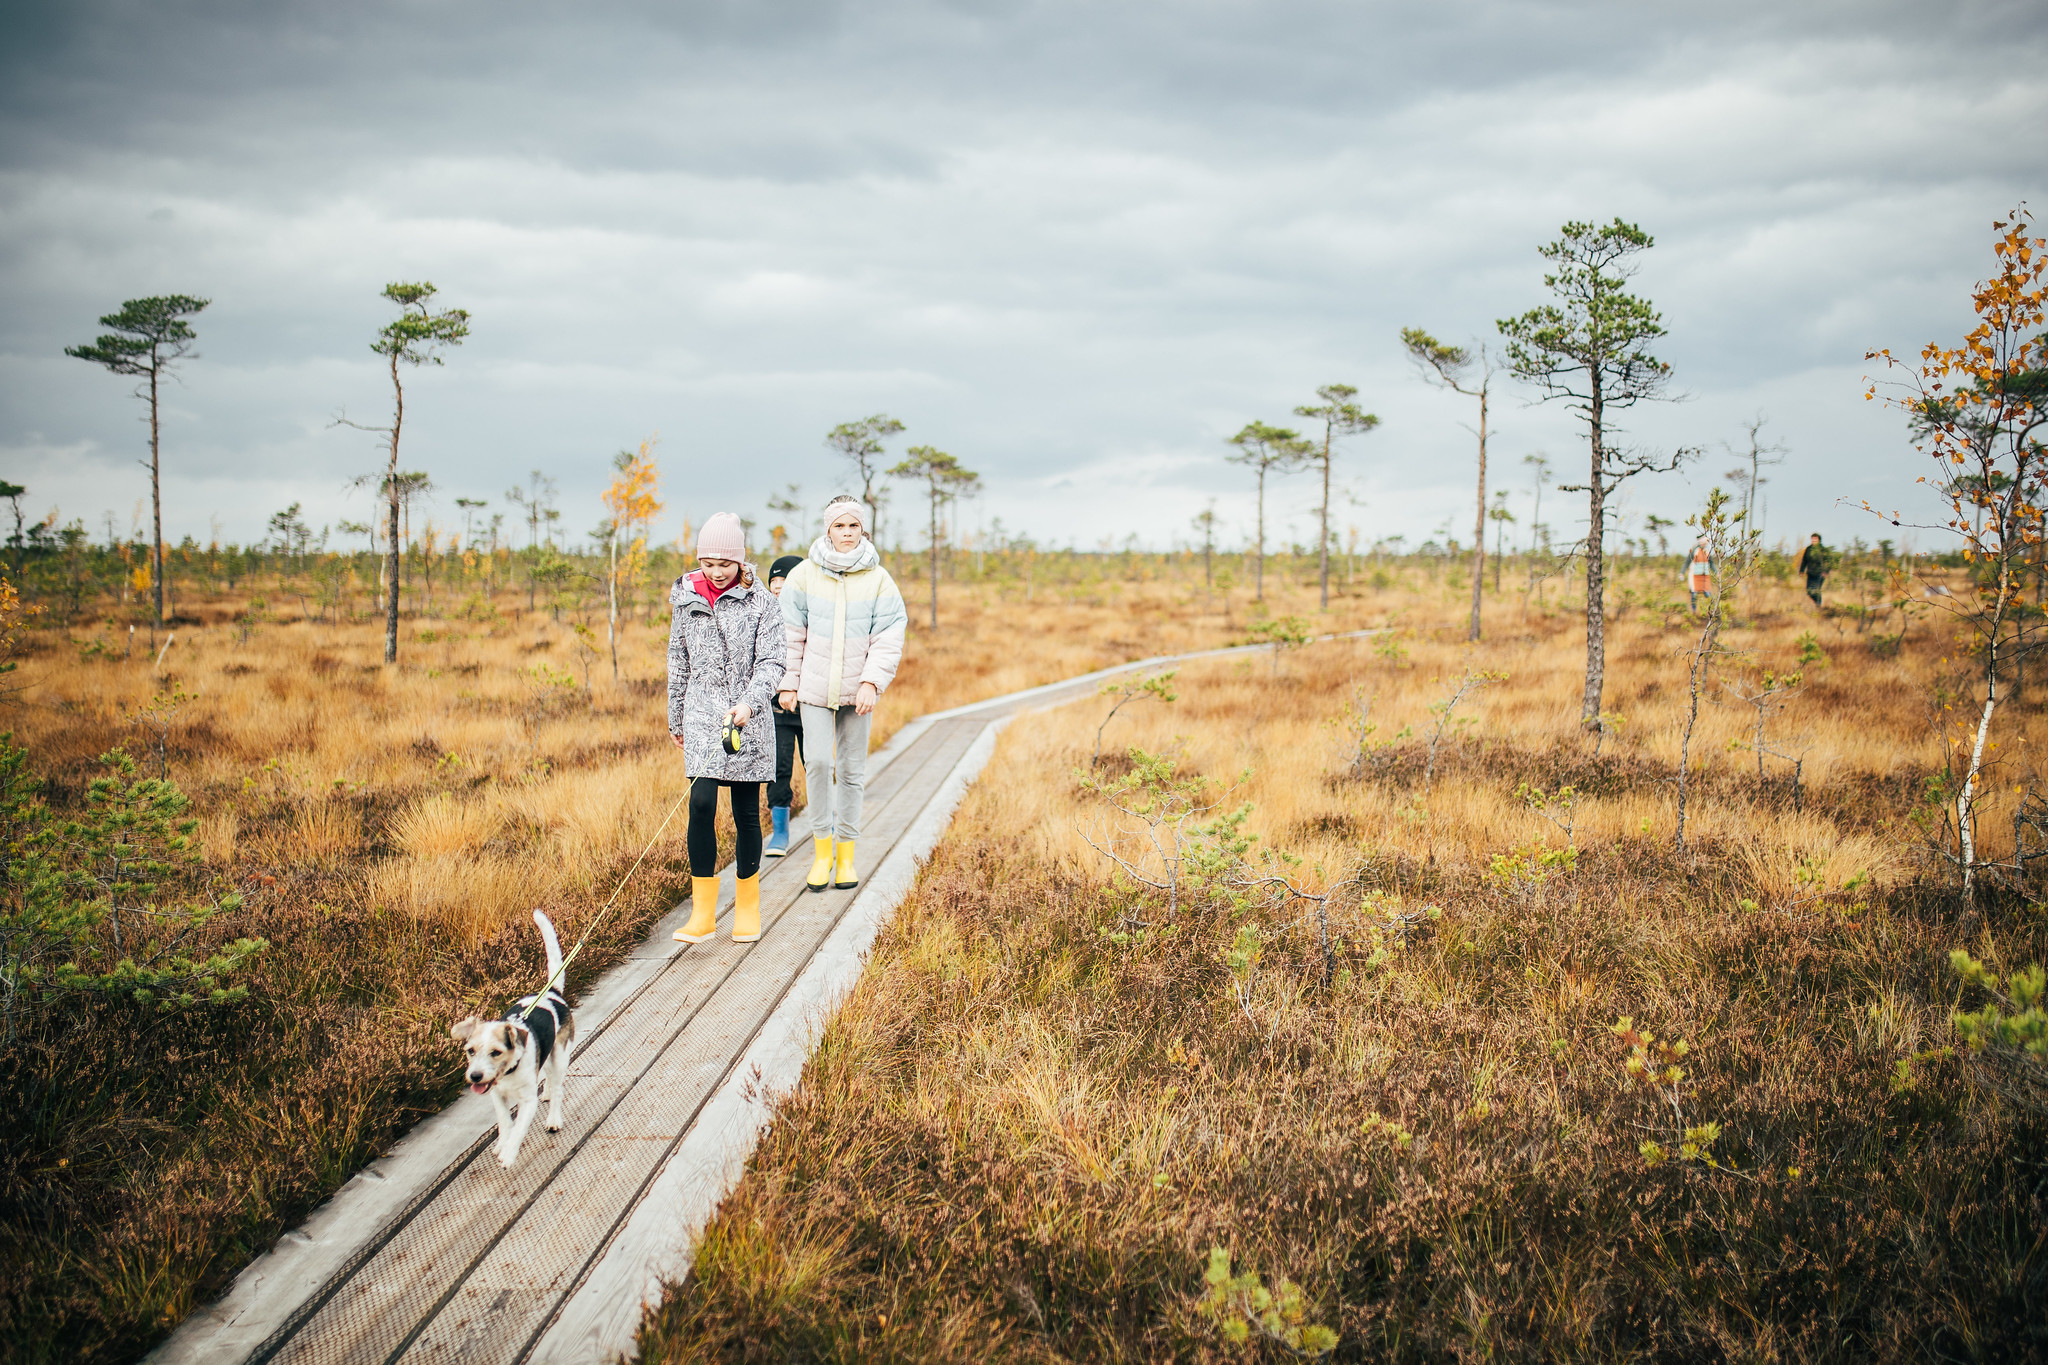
[689,570,738,606]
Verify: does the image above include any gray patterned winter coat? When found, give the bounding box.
[666,568,785,782]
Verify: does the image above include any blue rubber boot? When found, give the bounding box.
[764,806,791,857]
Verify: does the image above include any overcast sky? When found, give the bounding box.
[2,0,2044,558]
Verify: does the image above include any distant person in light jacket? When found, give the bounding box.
[775,497,908,893]
[1684,539,1714,612]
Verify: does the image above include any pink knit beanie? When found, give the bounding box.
[696,511,746,561]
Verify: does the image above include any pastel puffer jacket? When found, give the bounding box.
[666,568,786,781]
[777,544,908,709]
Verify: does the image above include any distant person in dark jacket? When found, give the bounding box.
[1796,533,1830,607]
[763,553,805,858]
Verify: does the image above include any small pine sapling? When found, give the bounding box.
[569,622,601,699]
[0,739,263,1040]
[1331,687,1411,779]
[1077,747,1255,924]
[1674,488,1757,851]
[1949,950,2048,1113]
[1350,889,1441,973]
[1611,1015,1741,1175]
[1221,924,1277,1040]
[1422,666,1507,796]
[1092,669,1177,765]
[1194,1247,1339,1357]
[121,681,193,780]
[1724,668,1809,809]
[1249,612,1313,674]
[1232,853,1364,988]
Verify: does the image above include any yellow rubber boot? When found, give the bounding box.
[674,876,718,943]
[732,872,762,942]
[832,839,858,890]
[805,836,836,893]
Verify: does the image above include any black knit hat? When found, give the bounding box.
[769,554,804,585]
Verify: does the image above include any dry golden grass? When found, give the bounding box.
[642,568,2048,1362]
[0,558,1349,1363]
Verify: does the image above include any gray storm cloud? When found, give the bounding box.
[2,0,2044,552]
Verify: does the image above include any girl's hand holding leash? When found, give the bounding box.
[726,703,752,727]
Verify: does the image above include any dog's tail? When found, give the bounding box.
[533,909,564,982]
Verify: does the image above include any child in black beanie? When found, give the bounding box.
[763,553,806,855]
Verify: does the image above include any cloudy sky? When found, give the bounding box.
[2,0,2044,558]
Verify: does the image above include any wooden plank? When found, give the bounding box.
[245,718,977,1365]
[530,717,1006,1363]
[409,722,986,1363]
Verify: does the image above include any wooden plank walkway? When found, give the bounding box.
[151,633,1373,1365]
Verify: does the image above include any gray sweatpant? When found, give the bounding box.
[799,703,872,841]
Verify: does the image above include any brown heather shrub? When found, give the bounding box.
[643,579,2048,1363]
[0,571,1305,1362]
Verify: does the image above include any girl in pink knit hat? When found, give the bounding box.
[666,512,785,944]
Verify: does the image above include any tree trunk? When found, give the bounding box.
[1674,588,1719,851]
[928,486,939,631]
[1958,567,2011,910]
[1581,388,1607,726]
[608,532,619,683]
[384,355,403,665]
[1254,468,1266,601]
[1469,384,1487,641]
[149,360,165,627]
[1318,443,1332,609]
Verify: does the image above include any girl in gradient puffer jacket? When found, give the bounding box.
[774,496,908,892]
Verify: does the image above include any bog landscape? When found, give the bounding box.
[4,204,2048,1365]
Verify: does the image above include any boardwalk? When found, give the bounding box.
[152,635,1368,1365]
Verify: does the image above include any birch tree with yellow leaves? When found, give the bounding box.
[603,439,665,683]
[1867,207,2048,910]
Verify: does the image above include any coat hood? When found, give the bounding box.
[671,564,766,609]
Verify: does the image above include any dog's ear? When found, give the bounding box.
[450,1015,484,1042]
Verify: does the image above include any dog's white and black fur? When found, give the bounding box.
[451,910,577,1168]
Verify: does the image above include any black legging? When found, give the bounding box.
[687,778,762,880]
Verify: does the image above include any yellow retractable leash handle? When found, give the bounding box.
[521,783,692,1019]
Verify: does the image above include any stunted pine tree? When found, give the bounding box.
[1292,384,1378,610]
[889,444,980,630]
[1192,500,1218,590]
[341,283,468,663]
[1498,220,1685,727]
[506,469,558,614]
[67,294,210,627]
[1401,329,1495,640]
[827,414,903,546]
[1226,420,1313,601]
[1866,207,2048,911]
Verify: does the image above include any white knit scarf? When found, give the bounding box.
[808,535,879,576]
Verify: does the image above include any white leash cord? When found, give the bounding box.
[521,784,693,1019]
